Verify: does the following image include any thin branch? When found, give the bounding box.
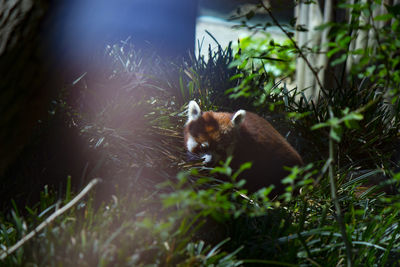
[259,0,327,97]
[0,178,102,261]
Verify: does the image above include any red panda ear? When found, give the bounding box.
[232,110,246,126]
[187,100,201,123]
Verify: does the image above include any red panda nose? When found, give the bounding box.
[201,154,212,164]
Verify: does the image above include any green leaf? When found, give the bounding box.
[339,36,351,48]
[342,112,363,122]
[314,22,334,31]
[344,119,360,129]
[374,13,393,21]
[331,54,347,66]
[327,47,342,58]
[311,122,330,130]
[330,127,342,142]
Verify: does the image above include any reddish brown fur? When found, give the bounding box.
[184,110,303,194]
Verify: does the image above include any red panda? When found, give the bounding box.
[184,100,303,194]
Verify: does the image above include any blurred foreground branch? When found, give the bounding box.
[0,178,101,261]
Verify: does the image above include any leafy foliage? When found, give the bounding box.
[2,1,400,265]
[328,1,400,93]
[229,34,296,99]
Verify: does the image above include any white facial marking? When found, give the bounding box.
[187,100,201,124]
[186,135,198,153]
[232,109,246,126]
[201,154,212,164]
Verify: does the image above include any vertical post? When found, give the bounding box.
[295,1,322,100]
[317,0,333,93]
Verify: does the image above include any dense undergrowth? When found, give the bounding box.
[2,1,400,266]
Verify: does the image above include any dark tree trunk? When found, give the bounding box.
[0,0,55,177]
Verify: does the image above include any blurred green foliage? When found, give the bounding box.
[2,0,400,266]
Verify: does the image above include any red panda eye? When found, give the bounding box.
[201,142,209,148]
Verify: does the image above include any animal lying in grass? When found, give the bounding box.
[184,101,303,194]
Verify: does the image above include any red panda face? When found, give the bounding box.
[184,101,246,164]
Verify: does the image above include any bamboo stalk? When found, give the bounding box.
[304,2,322,99]
[296,2,308,94]
[317,0,333,91]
